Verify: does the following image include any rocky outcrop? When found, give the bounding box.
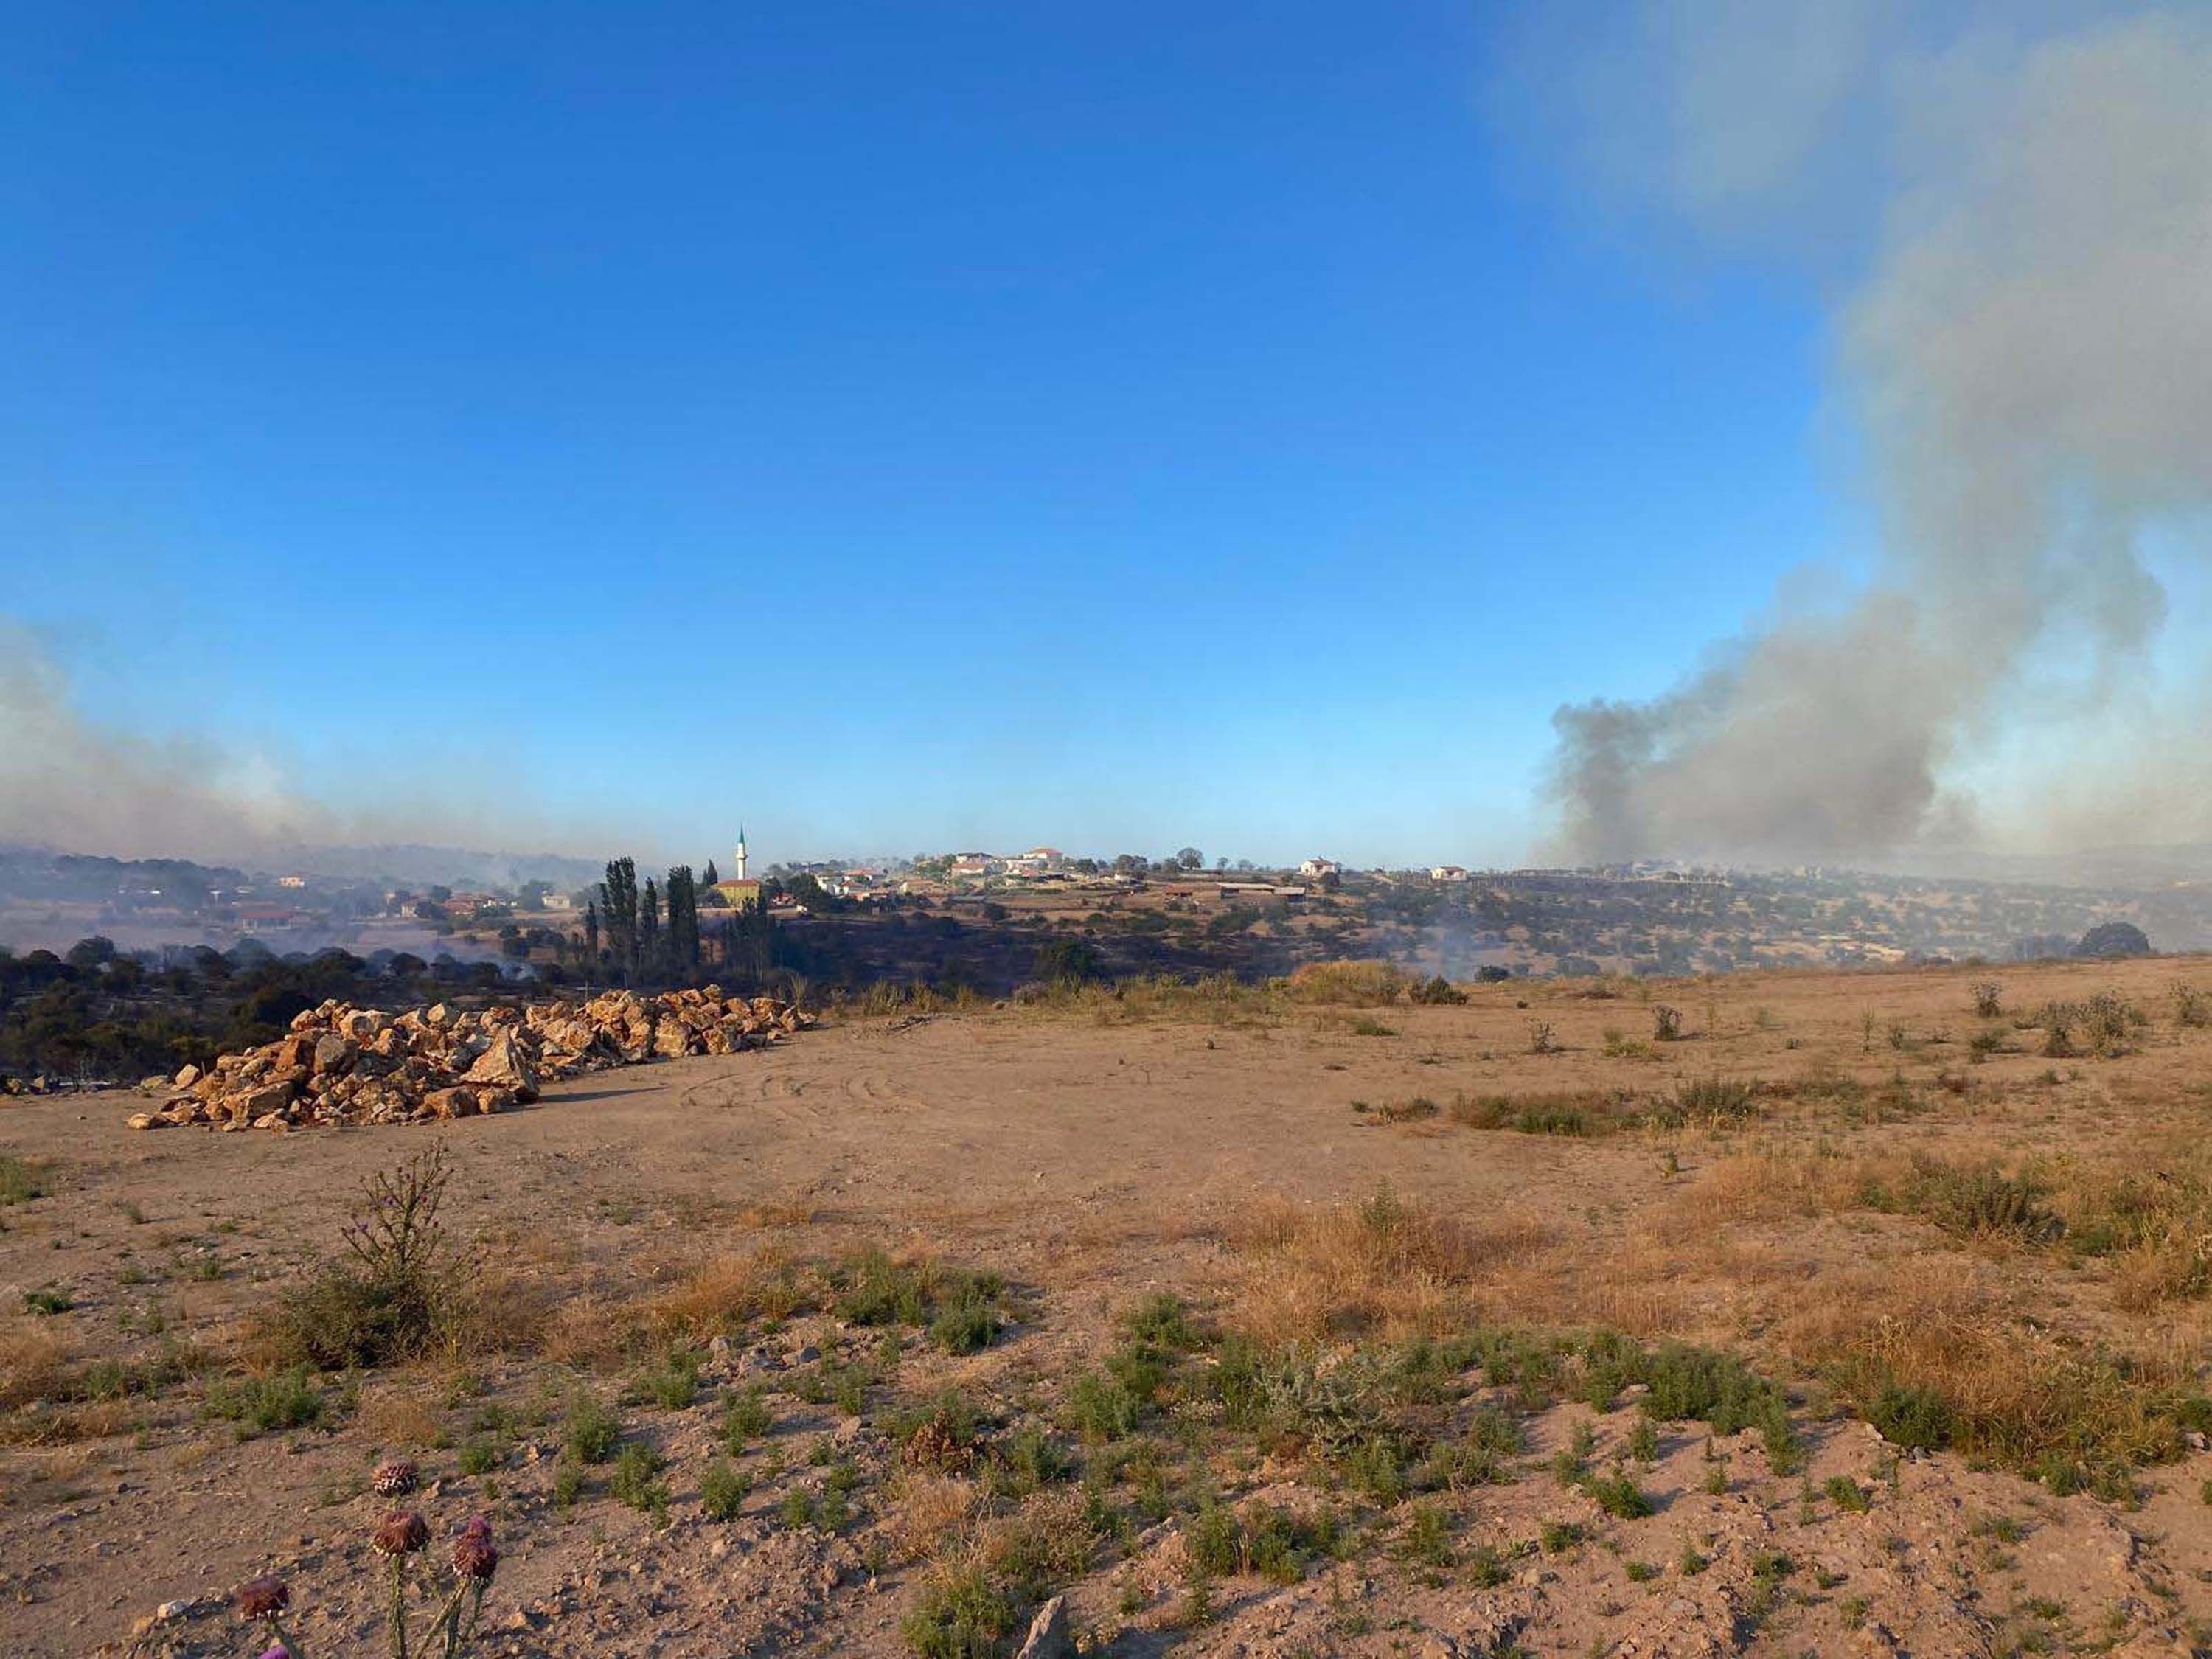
[125,987,811,1133]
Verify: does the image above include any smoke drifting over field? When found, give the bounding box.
[0,619,605,871]
[1522,4,2212,865]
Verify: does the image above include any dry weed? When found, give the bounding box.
[1231,1184,1551,1344]
[881,1470,984,1563]
[358,1384,443,1449]
[0,1321,68,1410]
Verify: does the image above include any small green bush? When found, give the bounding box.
[565,1393,622,1464]
[722,1385,772,1450]
[205,1367,324,1436]
[899,1565,1012,1658]
[0,1154,46,1206]
[1584,1467,1654,1519]
[610,1441,668,1516]
[1866,1382,1955,1452]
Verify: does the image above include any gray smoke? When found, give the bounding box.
[1526,4,2212,864]
[0,619,611,868]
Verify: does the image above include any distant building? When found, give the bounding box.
[1299,857,1342,879]
[540,891,575,911]
[711,826,762,909]
[948,853,1002,878]
[276,874,308,889]
[1430,866,1470,883]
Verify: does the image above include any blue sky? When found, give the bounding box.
[3,2,1853,869]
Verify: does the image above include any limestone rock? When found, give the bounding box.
[1015,1594,1071,1659]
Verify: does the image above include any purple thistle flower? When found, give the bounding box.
[234,1576,290,1620]
[370,1457,419,1496]
[372,1510,431,1556]
[451,1531,500,1582]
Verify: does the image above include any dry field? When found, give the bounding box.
[6,956,2212,1657]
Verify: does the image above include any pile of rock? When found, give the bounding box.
[125,987,812,1133]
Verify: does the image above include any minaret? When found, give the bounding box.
[734,825,748,881]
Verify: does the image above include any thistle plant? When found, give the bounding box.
[234,1573,304,1658]
[348,1506,503,1659]
[371,1511,431,1658]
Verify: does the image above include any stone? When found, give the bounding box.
[229,1078,297,1120]
[1014,1594,1071,1659]
[462,1031,540,1100]
[173,1063,201,1088]
[420,1086,480,1119]
[310,1033,356,1076]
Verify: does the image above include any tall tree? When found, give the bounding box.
[666,865,700,974]
[599,858,639,978]
[640,877,662,980]
[584,900,600,967]
[702,858,719,888]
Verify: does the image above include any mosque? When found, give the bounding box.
[710,827,763,911]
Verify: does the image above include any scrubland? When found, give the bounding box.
[5,954,2212,1656]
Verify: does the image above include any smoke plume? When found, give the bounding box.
[1525,4,2212,864]
[0,619,605,868]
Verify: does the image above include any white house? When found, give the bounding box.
[1298,856,1342,879]
[1430,866,1470,883]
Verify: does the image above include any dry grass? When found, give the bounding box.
[0,1322,69,1411]
[643,1245,813,1345]
[882,1470,984,1563]
[1231,1183,1552,1344]
[1284,960,1408,1006]
[736,1193,821,1229]
[1777,1262,2198,1472]
[539,1293,640,1370]
[358,1382,443,1449]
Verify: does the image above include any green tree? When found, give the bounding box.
[665,866,700,975]
[640,878,663,979]
[599,858,639,976]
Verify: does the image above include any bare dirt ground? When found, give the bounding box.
[6,956,2212,1658]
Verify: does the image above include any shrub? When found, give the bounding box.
[1527,1020,1555,1054]
[900,1565,1012,1658]
[609,1441,668,1515]
[700,1458,750,1520]
[1286,961,1406,1006]
[0,1153,44,1207]
[1400,1502,1453,1565]
[1538,1519,1584,1554]
[1824,1475,1870,1512]
[834,1249,1007,1355]
[639,1349,700,1411]
[1663,1077,1757,1125]
[564,1393,622,1464]
[721,1385,772,1450]
[1652,1004,1683,1042]
[1901,1158,2057,1242]
[1971,981,2004,1019]
[931,1291,1004,1356]
[1865,1382,1955,1451]
[2075,922,2151,959]
[206,1366,324,1436]
[1583,1467,1655,1519]
[260,1148,466,1371]
[1123,1293,1204,1351]
[1409,975,1467,1006]
[2174,984,2211,1028]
